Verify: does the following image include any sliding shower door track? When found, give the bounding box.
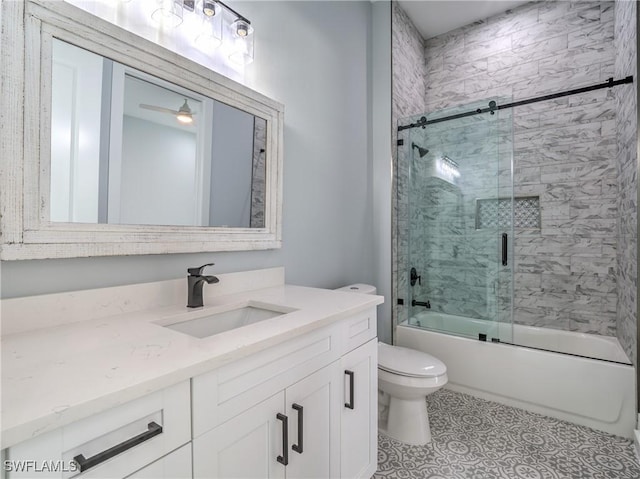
[397,76,634,131]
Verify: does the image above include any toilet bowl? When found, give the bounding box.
[335,284,448,445]
[378,342,447,445]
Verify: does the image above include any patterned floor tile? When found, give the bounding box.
[374,389,640,479]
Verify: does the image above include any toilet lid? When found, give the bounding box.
[378,342,446,378]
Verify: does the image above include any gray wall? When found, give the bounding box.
[119,116,197,226]
[209,101,254,227]
[1,2,378,299]
[371,1,393,344]
[394,1,623,339]
[614,0,638,367]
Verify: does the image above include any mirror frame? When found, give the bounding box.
[0,0,284,260]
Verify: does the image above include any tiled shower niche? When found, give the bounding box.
[476,196,541,230]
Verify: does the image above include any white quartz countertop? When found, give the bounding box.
[2,284,382,449]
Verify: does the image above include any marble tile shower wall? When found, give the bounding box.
[614,0,637,366]
[250,118,267,228]
[392,1,426,328]
[415,1,619,335]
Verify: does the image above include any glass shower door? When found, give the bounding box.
[396,99,513,342]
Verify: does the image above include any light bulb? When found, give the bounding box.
[176,113,193,124]
[202,0,217,16]
[232,19,252,38]
[228,19,254,65]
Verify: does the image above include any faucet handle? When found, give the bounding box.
[188,263,215,276]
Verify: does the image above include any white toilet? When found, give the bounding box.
[378,342,447,445]
[336,283,448,446]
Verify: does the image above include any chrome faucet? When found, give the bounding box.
[187,263,219,308]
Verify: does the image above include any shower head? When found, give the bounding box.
[411,142,429,158]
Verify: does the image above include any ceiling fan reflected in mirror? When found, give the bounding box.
[139,99,197,124]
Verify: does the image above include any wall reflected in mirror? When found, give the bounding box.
[50,38,267,228]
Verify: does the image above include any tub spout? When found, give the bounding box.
[412,299,431,309]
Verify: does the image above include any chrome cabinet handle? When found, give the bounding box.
[292,403,303,454]
[345,370,355,409]
[276,413,289,466]
[73,422,163,472]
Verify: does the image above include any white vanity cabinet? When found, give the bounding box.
[192,308,378,479]
[4,381,191,479]
[3,307,378,479]
[126,444,192,479]
[340,339,378,479]
[193,392,286,479]
[193,363,342,479]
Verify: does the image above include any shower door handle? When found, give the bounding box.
[502,233,508,266]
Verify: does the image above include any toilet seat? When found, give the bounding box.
[378,342,446,378]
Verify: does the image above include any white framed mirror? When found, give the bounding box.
[0,0,283,260]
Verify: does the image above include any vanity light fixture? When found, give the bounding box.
[437,155,460,183]
[195,0,223,50]
[233,19,251,37]
[146,0,254,63]
[228,18,254,65]
[151,0,184,28]
[202,0,217,17]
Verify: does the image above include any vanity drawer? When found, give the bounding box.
[192,323,341,437]
[5,381,190,479]
[340,307,377,354]
[125,443,192,479]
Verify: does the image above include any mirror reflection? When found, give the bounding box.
[50,38,267,228]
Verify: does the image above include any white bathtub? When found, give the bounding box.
[408,311,630,363]
[397,312,636,438]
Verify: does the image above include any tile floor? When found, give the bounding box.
[374,389,640,479]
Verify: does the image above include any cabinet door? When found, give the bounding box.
[193,392,286,479]
[285,362,341,479]
[340,339,377,479]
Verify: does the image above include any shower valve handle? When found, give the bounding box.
[410,267,421,287]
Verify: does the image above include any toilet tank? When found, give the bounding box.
[336,283,376,295]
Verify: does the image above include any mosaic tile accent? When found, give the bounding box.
[476,196,540,229]
[375,389,640,479]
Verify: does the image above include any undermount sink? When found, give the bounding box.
[157,303,296,339]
